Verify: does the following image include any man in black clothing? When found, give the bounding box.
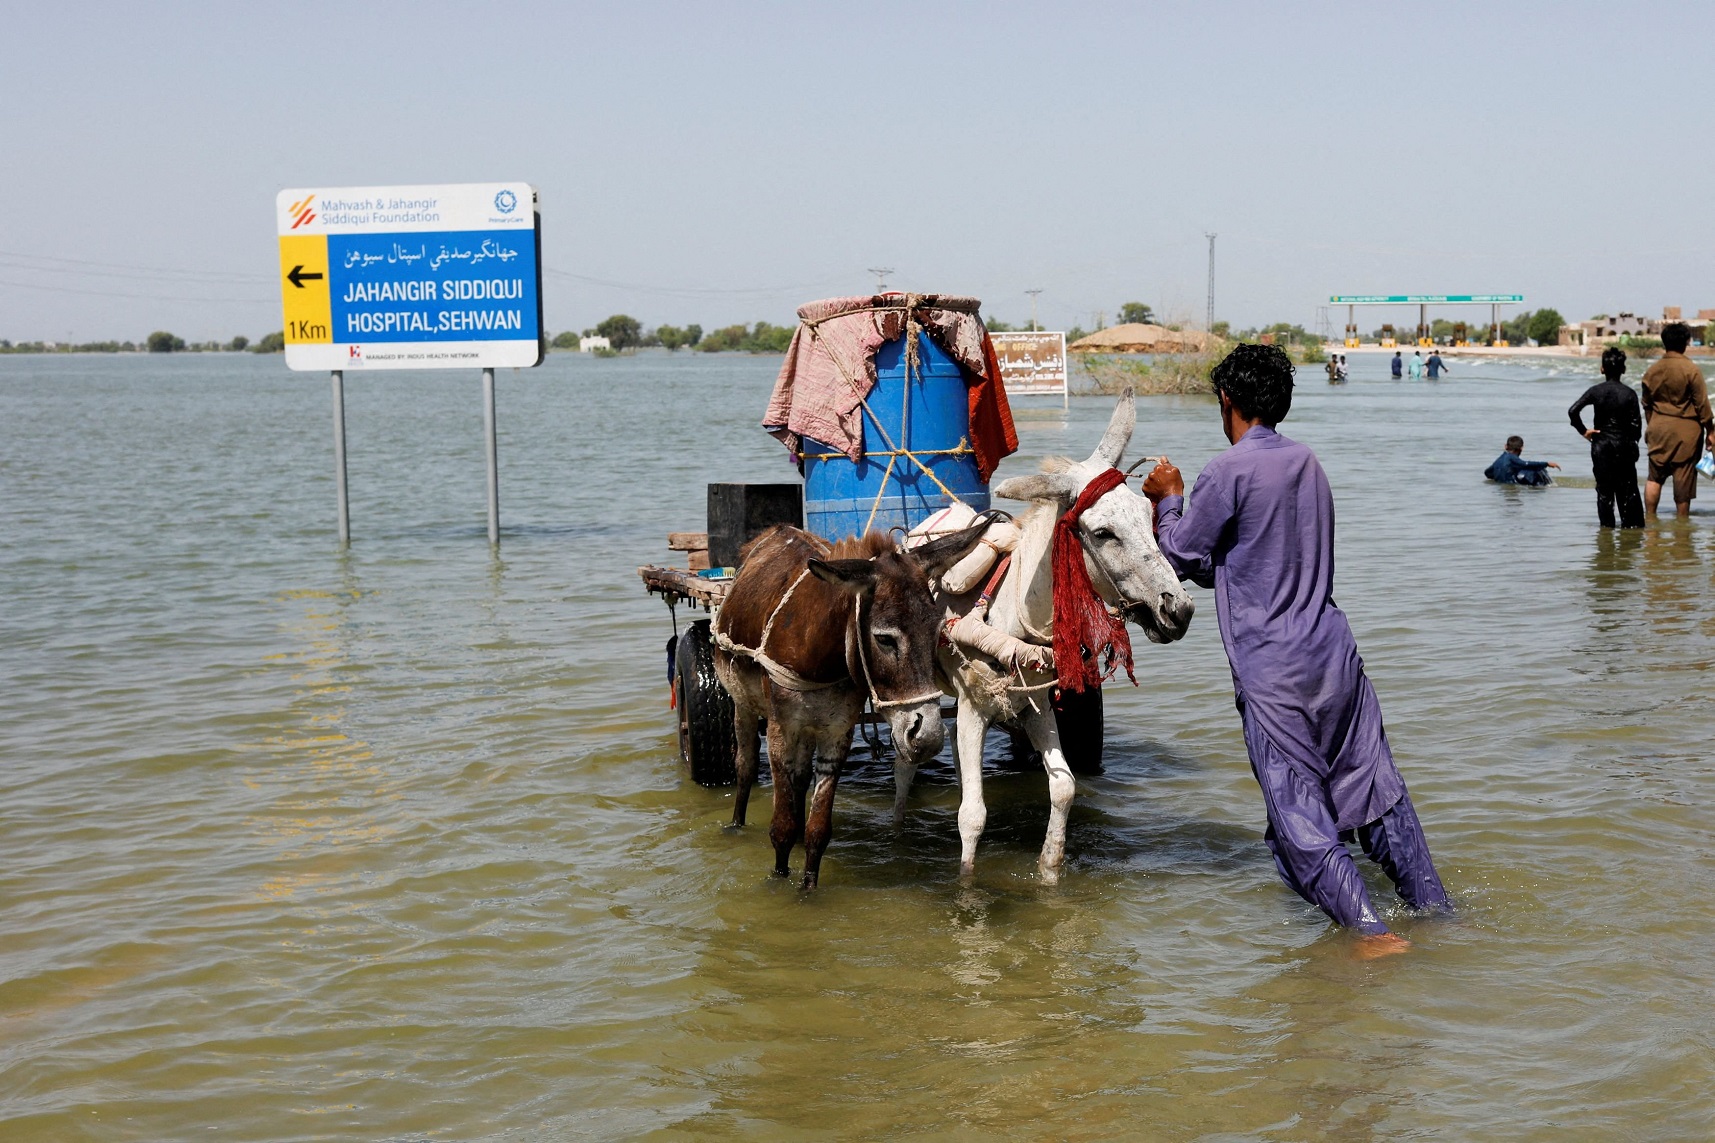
[1569,347,1645,528]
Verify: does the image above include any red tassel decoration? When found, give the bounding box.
[1051,467,1135,693]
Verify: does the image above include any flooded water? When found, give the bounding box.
[3,348,1713,1140]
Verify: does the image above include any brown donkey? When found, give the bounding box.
[713,522,987,888]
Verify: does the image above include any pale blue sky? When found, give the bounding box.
[3,1,1710,342]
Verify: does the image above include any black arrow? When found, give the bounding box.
[287,264,323,289]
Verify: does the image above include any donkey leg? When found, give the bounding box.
[955,699,991,879]
[728,706,764,830]
[1022,704,1075,885]
[801,752,846,890]
[765,720,807,878]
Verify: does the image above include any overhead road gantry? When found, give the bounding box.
[1329,294,1525,348]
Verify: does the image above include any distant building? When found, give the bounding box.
[579,335,611,352]
[1560,306,1713,352]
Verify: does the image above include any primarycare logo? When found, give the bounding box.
[494,189,517,214]
[288,195,317,229]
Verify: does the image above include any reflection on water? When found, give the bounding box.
[1,351,1713,1139]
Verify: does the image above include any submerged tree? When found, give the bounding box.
[1527,308,1566,346]
[595,314,642,350]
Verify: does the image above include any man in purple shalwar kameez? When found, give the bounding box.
[1142,344,1450,954]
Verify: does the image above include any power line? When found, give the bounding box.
[0,276,273,304]
[541,265,848,298]
[1025,288,1043,331]
[0,249,267,284]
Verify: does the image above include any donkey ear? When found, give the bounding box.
[994,473,1077,503]
[807,557,876,593]
[1085,388,1135,469]
[908,516,992,579]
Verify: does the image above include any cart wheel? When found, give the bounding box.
[675,619,737,787]
[1053,685,1104,776]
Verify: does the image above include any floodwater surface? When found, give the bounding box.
[2,350,1713,1140]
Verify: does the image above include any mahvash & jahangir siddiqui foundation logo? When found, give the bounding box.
[288,195,317,229]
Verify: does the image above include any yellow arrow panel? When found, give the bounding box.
[278,234,332,343]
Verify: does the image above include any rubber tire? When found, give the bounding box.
[675,619,738,787]
[1053,685,1104,776]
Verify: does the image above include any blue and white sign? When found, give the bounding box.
[276,182,543,371]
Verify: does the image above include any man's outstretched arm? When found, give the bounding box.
[1143,460,1233,589]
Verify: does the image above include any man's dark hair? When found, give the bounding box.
[1505,434,1524,452]
[1601,346,1627,377]
[1661,322,1691,353]
[1210,343,1294,424]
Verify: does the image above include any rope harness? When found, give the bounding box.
[938,551,1058,710]
[714,566,943,713]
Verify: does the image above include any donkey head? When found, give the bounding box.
[993,390,1194,644]
[805,518,989,761]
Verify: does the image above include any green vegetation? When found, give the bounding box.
[698,321,793,353]
[1527,308,1566,345]
[985,317,1017,333]
[654,323,703,351]
[253,331,285,353]
[1117,302,1155,326]
[594,314,643,351]
[146,331,186,353]
[1076,336,1235,397]
[1234,321,1315,345]
[0,339,139,353]
[548,316,790,355]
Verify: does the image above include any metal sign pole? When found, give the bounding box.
[482,367,500,544]
[331,370,350,544]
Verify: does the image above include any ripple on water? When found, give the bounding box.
[1,352,1713,1139]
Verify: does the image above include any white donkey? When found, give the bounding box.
[937,392,1194,883]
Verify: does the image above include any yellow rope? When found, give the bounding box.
[862,453,899,534]
[797,440,973,461]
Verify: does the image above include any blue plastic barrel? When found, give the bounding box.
[802,333,990,541]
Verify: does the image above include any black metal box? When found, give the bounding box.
[707,483,803,569]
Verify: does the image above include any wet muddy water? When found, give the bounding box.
[3,350,1712,1139]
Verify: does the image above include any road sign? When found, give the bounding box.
[990,331,1069,407]
[1328,294,1524,305]
[276,182,543,371]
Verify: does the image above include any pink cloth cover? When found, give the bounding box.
[763,294,1018,482]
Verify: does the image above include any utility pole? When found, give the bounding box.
[1025,288,1043,331]
[867,267,895,292]
[1204,232,1217,332]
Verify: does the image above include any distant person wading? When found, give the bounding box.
[1640,322,1714,518]
[1569,346,1645,528]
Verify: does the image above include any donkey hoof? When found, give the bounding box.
[1037,865,1061,886]
[770,866,791,879]
[800,873,819,891]
[722,821,745,833]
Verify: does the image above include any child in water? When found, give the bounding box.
[1484,435,1559,486]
